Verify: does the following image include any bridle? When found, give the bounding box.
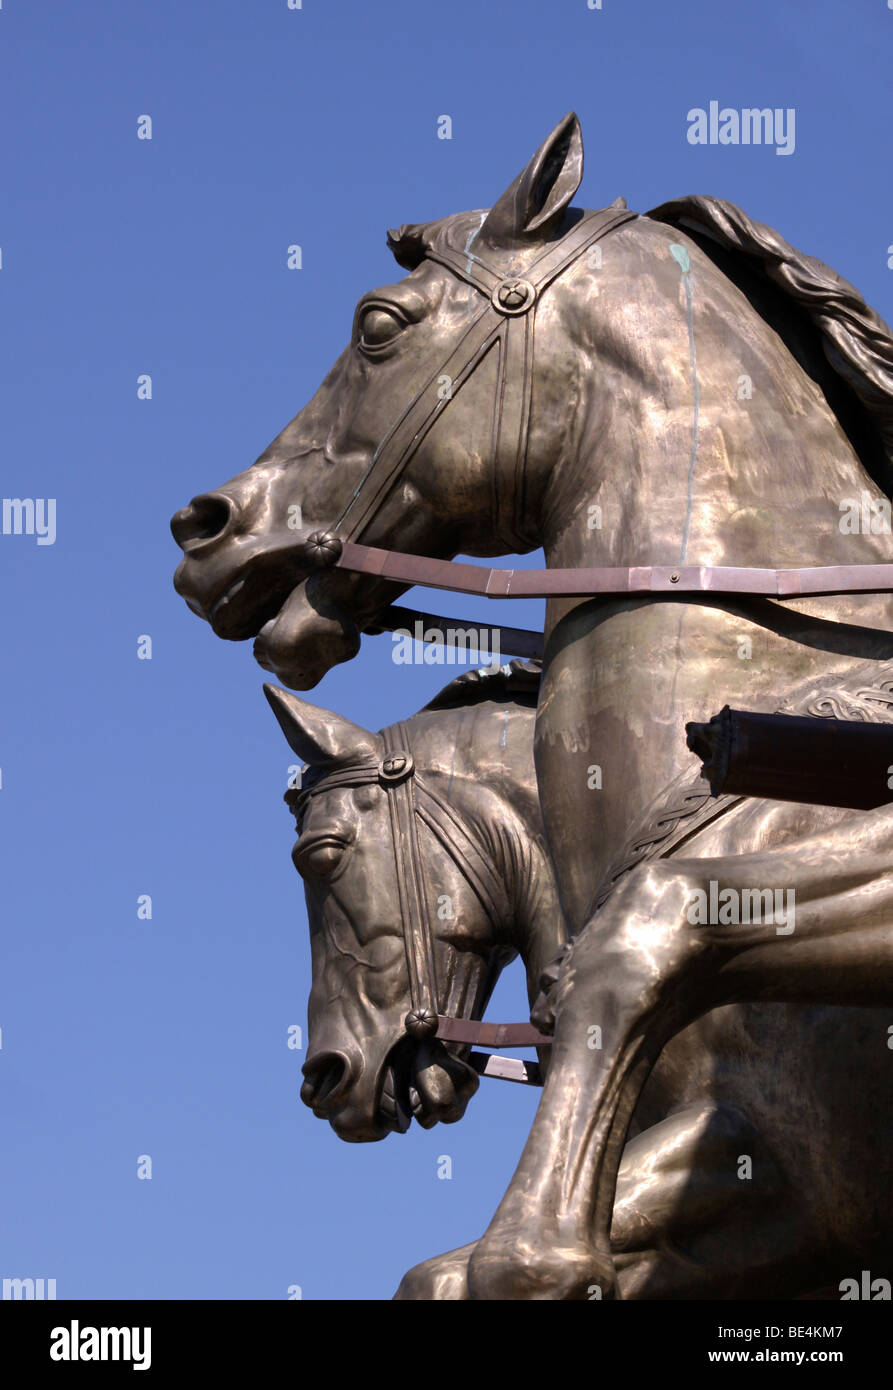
[289,722,551,1088]
[332,202,638,554]
[292,202,893,651]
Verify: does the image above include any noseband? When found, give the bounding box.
[289,722,550,1086]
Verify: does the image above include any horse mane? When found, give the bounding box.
[422,658,542,711]
[286,663,541,818]
[648,196,893,493]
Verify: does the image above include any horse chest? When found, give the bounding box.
[534,599,889,927]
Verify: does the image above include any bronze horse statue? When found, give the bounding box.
[172,112,893,1297]
[265,662,893,1300]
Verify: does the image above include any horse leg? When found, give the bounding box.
[396,1102,809,1300]
[613,1101,822,1299]
[393,1243,476,1300]
[467,861,714,1300]
[470,805,893,1300]
[392,1105,782,1301]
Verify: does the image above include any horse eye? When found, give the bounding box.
[294,836,347,879]
[359,307,404,348]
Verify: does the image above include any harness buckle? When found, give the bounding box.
[491,277,537,316]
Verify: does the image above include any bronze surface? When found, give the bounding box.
[172,112,893,1298]
[267,664,893,1300]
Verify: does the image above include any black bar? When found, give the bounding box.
[686,706,893,810]
[0,1298,889,1368]
[364,604,544,661]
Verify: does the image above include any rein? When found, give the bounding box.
[302,538,893,659]
[290,723,550,1087]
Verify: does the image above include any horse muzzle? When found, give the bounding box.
[301,1036,479,1142]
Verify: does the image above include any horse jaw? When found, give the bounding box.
[253,572,362,690]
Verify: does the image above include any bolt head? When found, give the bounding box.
[404,1008,438,1039]
[300,530,342,569]
[491,277,536,316]
[379,751,414,784]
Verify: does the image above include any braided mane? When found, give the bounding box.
[423,659,541,711]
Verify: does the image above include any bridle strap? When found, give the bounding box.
[495,306,534,550]
[329,543,893,605]
[335,304,503,542]
[299,196,893,651]
[292,751,507,921]
[381,722,439,1024]
[423,203,636,300]
[334,205,638,549]
[305,199,893,640]
[291,727,549,1056]
[435,1017,551,1048]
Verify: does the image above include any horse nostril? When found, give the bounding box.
[300,1052,352,1112]
[170,493,235,551]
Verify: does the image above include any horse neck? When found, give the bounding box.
[408,702,566,1007]
[528,216,890,579]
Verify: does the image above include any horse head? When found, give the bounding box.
[170,111,622,688]
[264,666,557,1141]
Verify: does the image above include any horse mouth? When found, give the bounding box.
[377,1037,478,1135]
[378,1043,415,1135]
[174,542,368,688]
[210,576,292,638]
[174,552,307,642]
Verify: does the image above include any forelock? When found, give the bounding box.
[386,211,490,271]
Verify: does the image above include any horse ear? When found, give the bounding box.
[479,112,584,247]
[386,221,432,270]
[264,685,379,767]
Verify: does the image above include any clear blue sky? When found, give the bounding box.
[1,0,890,1300]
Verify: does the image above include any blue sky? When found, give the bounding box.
[1,0,891,1300]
